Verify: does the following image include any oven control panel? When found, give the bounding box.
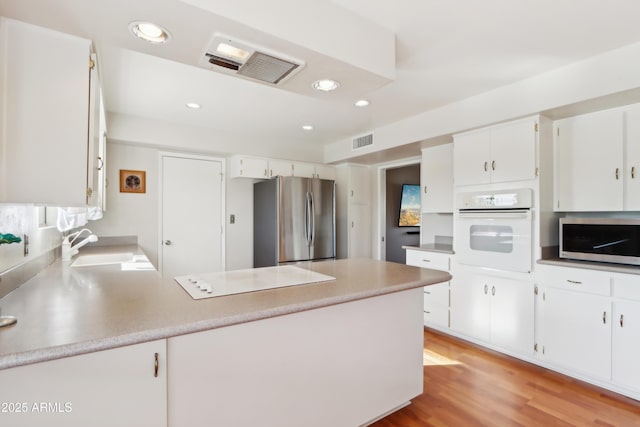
[457,188,532,210]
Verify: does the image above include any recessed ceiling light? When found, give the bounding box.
[185,102,201,110]
[129,21,172,44]
[302,125,314,131]
[312,79,340,92]
[355,99,370,107]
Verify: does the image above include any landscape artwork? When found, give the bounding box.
[398,184,421,227]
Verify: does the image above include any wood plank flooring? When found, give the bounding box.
[371,328,640,426]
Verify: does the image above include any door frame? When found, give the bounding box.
[375,156,421,261]
[157,151,226,277]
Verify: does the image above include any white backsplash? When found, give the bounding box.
[0,205,61,273]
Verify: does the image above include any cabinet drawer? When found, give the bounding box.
[424,305,448,328]
[424,282,449,308]
[538,265,611,296]
[612,274,640,301]
[406,250,450,271]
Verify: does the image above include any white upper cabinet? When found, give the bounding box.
[229,155,335,180]
[454,117,538,186]
[87,55,107,211]
[623,104,640,210]
[554,109,624,211]
[0,18,94,205]
[228,155,269,179]
[420,144,453,213]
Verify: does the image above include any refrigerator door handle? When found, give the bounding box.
[309,191,315,246]
[305,192,312,246]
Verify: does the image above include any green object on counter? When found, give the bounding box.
[0,233,22,244]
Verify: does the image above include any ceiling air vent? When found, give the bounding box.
[200,34,304,85]
[352,133,374,150]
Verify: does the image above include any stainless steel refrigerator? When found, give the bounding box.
[254,176,336,267]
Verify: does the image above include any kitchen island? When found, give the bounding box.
[0,245,450,427]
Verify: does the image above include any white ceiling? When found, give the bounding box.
[3,0,640,160]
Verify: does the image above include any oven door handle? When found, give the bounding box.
[458,209,531,220]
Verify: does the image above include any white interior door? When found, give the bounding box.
[161,154,224,278]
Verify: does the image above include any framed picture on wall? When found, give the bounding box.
[119,169,146,194]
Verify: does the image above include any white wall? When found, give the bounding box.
[89,142,254,271]
[0,205,61,273]
[325,39,640,163]
[89,143,160,266]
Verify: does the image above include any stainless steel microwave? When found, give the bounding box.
[560,217,640,265]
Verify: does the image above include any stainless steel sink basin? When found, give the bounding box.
[70,252,135,267]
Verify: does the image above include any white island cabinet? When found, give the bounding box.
[0,340,167,427]
[0,18,99,206]
[167,289,423,427]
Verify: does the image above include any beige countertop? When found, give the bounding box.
[0,246,450,370]
[403,244,454,254]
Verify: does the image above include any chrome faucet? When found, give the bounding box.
[61,228,98,261]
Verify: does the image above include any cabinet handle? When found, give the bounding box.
[164,240,172,246]
[602,311,607,324]
[616,168,620,180]
[154,352,159,378]
[350,190,354,197]
[264,169,268,177]
[484,161,488,172]
[424,185,427,194]
[96,156,104,171]
[425,291,431,295]
[351,221,354,228]
[484,284,488,294]
[421,259,431,263]
[620,314,624,327]
[632,167,636,179]
[491,286,496,296]
[566,279,582,285]
[491,160,496,171]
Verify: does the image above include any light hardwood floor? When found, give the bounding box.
[372,328,640,426]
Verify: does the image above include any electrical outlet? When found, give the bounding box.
[230,214,235,224]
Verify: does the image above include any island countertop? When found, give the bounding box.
[0,246,451,370]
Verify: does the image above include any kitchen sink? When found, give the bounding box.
[70,252,135,267]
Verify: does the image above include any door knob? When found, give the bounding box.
[164,240,172,246]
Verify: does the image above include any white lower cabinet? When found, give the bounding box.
[0,340,167,427]
[536,286,611,380]
[612,299,640,392]
[535,264,640,399]
[450,271,534,356]
[405,249,451,329]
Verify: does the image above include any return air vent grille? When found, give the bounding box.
[352,133,374,150]
[238,52,300,84]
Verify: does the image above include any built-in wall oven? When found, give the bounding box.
[456,189,533,273]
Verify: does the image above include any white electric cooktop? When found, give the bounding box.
[175,265,335,300]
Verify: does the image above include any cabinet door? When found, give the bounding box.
[554,110,623,211]
[624,105,640,210]
[0,340,167,427]
[230,156,268,179]
[268,159,293,177]
[315,164,336,180]
[453,129,492,186]
[490,277,534,355]
[538,287,611,380]
[612,300,640,393]
[349,165,371,204]
[0,18,91,205]
[490,119,537,183]
[291,161,316,178]
[349,202,371,258]
[87,59,106,210]
[421,144,453,213]
[450,272,490,341]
